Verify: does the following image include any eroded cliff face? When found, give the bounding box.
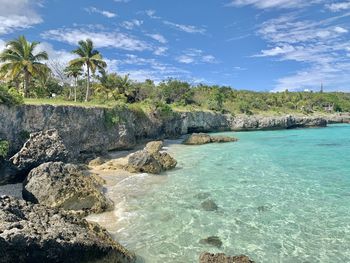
[0,104,346,155]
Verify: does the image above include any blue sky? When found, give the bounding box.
[1,0,350,92]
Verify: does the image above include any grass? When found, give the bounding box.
[24,98,119,108]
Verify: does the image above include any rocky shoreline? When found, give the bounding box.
[1,104,349,156]
[0,104,349,262]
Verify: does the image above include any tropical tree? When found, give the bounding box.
[0,36,49,97]
[64,65,83,102]
[69,39,106,101]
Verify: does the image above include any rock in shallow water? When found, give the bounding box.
[10,129,71,175]
[0,196,136,263]
[125,141,177,174]
[199,236,223,248]
[184,133,238,145]
[199,253,254,263]
[23,162,113,215]
[201,199,219,211]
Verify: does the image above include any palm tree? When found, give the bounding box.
[64,65,82,102]
[0,36,49,98]
[69,39,106,102]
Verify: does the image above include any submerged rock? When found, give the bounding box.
[23,162,113,215]
[201,199,219,211]
[199,236,223,248]
[10,129,71,175]
[125,141,177,174]
[184,133,238,145]
[0,196,136,263]
[199,253,254,263]
[195,192,211,200]
[0,157,22,185]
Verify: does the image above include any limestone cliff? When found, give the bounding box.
[0,104,347,155]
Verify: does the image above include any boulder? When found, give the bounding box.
[0,196,136,263]
[23,162,113,215]
[125,141,177,174]
[201,199,219,211]
[10,129,71,175]
[184,133,238,145]
[199,236,223,248]
[144,141,163,154]
[0,157,22,185]
[199,253,254,263]
[126,150,162,174]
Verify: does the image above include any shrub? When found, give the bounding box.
[0,86,23,106]
[0,140,9,158]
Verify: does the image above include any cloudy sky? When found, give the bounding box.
[1,0,350,92]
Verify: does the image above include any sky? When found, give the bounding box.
[1,0,350,92]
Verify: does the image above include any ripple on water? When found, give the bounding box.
[88,125,350,263]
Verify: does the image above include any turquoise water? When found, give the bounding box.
[95,124,350,262]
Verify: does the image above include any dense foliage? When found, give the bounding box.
[0,140,9,158]
[1,36,350,115]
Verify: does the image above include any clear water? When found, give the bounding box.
[90,124,350,263]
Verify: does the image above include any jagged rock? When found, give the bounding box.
[199,236,223,248]
[199,253,254,263]
[201,199,219,211]
[0,157,22,185]
[0,196,136,263]
[144,141,163,154]
[23,162,113,215]
[126,150,162,174]
[10,129,71,175]
[184,133,238,145]
[89,157,106,166]
[125,141,177,174]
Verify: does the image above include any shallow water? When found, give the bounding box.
[89,124,350,263]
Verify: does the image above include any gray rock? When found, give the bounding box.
[144,141,163,154]
[125,141,177,174]
[0,157,21,185]
[201,199,219,211]
[199,253,254,263]
[23,162,113,215]
[184,133,238,145]
[199,236,223,248]
[0,196,136,263]
[10,129,71,174]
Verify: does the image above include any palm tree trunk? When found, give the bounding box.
[24,70,30,98]
[85,66,90,102]
[74,77,77,102]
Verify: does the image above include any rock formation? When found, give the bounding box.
[23,162,113,215]
[199,236,223,248]
[199,253,254,263]
[125,141,177,174]
[184,133,238,145]
[0,196,136,263]
[10,129,71,175]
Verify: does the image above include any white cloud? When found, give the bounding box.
[228,0,322,9]
[255,13,350,91]
[163,21,206,34]
[326,1,350,12]
[176,49,217,64]
[0,0,42,35]
[115,54,190,82]
[35,42,75,66]
[147,33,167,44]
[85,7,116,18]
[153,46,168,56]
[0,39,6,52]
[120,19,143,30]
[41,27,151,51]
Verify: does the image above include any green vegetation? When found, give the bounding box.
[1,35,350,115]
[0,140,9,158]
